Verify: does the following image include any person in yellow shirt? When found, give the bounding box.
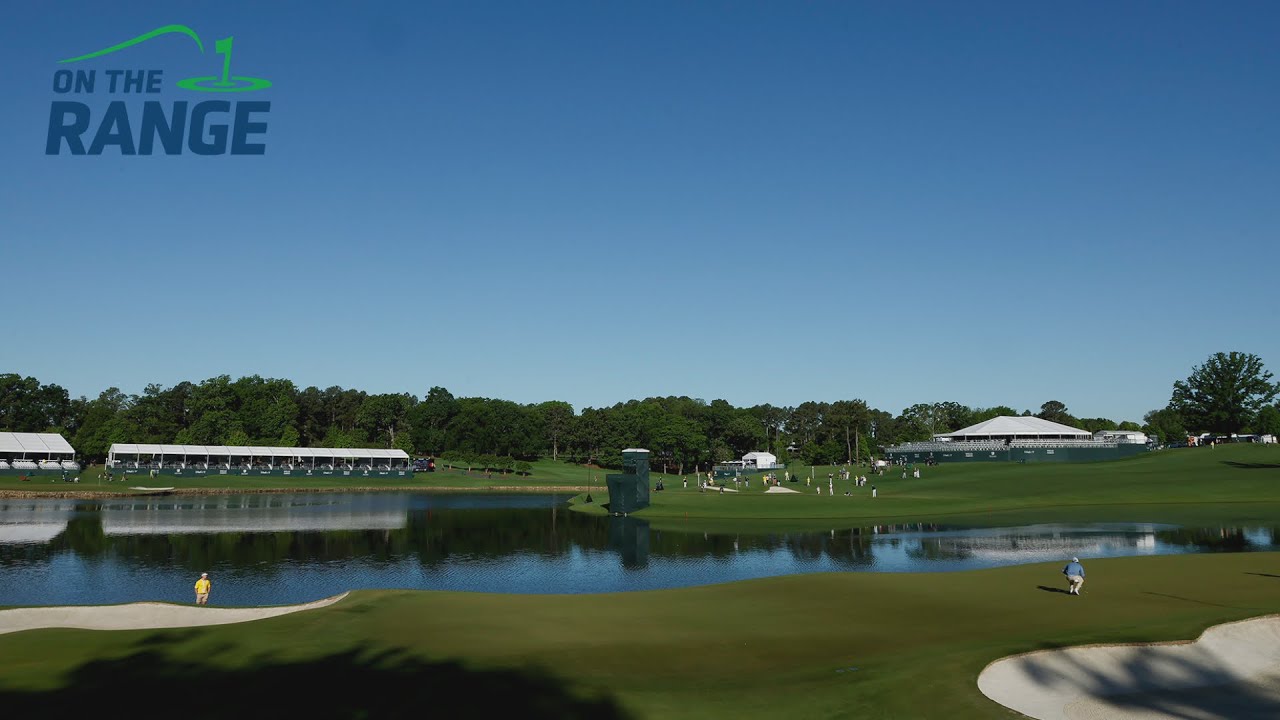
[194,572,211,605]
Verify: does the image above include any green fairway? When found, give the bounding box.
[573,444,1280,530]
[1,552,1277,718]
[1,446,1278,717]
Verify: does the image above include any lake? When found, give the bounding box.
[0,492,1274,606]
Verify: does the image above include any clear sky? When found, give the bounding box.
[2,1,1277,424]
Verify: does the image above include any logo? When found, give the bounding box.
[47,24,272,155]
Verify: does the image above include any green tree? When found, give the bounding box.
[1170,352,1279,434]
[536,400,574,460]
[1077,417,1118,433]
[408,387,457,455]
[73,388,130,461]
[1251,405,1280,437]
[1143,408,1186,445]
[826,400,870,463]
[0,374,75,432]
[1036,400,1076,426]
[971,405,1019,423]
[356,393,415,447]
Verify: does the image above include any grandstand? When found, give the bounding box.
[106,444,412,478]
[0,432,79,475]
[885,416,1150,464]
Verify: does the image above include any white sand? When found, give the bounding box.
[764,486,800,494]
[0,593,348,635]
[978,615,1280,719]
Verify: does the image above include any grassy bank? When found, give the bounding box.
[1,552,1277,718]
[572,444,1280,530]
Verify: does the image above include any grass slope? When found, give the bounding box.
[1,553,1278,718]
[573,444,1280,530]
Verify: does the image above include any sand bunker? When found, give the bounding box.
[978,615,1280,719]
[0,593,348,636]
[764,486,800,494]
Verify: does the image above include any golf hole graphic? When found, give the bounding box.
[176,76,272,92]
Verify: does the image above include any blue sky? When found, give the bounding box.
[2,1,1277,424]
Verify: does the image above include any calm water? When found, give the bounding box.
[0,493,1275,606]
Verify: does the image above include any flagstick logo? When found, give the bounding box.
[47,24,273,155]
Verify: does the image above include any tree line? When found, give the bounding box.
[2,351,1276,468]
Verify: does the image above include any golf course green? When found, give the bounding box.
[1,444,1277,718]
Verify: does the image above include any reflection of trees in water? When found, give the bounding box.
[906,538,973,562]
[1,507,614,573]
[3,505,1273,576]
[1154,527,1251,551]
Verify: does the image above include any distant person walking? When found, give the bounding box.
[871,485,877,498]
[194,572,211,605]
[1063,557,1085,595]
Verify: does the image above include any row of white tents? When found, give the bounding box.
[107,443,411,470]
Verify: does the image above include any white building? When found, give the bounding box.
[1093,430,1148,444]
[742,451,779,469]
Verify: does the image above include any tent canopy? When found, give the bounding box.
[937,416,1091,440]
[107,443,409,460]
[0,432,75,456]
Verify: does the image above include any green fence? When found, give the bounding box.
[886,444,1149,464]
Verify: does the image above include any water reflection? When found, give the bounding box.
[608,516,649,568]
[0,494,1275,606]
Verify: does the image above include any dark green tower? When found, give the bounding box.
[604,448,650,514]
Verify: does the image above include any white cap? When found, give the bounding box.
[201,572,208,576]
[1071,557,1079,563]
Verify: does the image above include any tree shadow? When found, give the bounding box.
[0,633,633,720]
[1221,461,1280,469]
[1036,585,1071,595]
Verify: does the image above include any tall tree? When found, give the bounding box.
[1143,407,1186,445]
[1036,400,1075,426]
[1252,405,1280,437]
[356,393,416,447]
[1170,352,1279,434]
[536,401,574,460]
[408,386,458,456]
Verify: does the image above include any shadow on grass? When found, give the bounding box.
[1221,461,1280,469]
[0,634,632,720]
[1036,585,1071,595]
[1244,572,1280,578]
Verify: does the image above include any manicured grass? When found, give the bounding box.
[573,444,1280,530]
[2,552,1278,718]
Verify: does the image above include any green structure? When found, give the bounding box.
[605,448,650,514]
[886,443,1149,464]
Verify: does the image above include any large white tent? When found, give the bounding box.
[107,443,409,470]
[935,416,1091,441]
[0,432,78,471]
[0,432,75,458]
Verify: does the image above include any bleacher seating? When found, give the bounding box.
[13,460,38,470]
[60,461,81,471]
[1009,440,1117,449]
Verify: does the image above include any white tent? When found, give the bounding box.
[107,443,409,468]
[936,416,1091,441]
[0,432,75,458]
[742,451,779,468]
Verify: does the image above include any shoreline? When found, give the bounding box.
[0,485,590,499]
